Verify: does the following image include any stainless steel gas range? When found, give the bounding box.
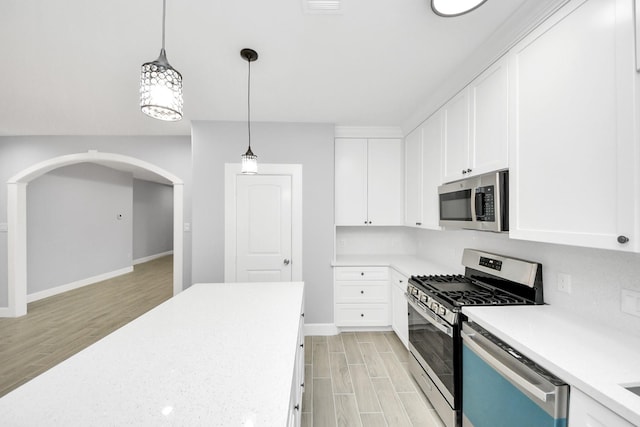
[405,249,544,427]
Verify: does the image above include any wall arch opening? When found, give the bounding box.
[5,151,184,317]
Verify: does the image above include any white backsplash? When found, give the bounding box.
[414,228,640,336]
[336,226,417,256]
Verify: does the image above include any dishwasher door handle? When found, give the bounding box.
[461,330,554,403]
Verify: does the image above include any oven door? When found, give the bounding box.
[407,298,457,408]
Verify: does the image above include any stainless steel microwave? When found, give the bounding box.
[438,170,508,232]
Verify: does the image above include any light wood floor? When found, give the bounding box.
[302,332,445,427]
[0,255,173,398]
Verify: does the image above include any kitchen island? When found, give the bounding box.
[0,282,305,426]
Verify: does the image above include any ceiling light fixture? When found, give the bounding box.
[140,0,183,121]
[240,48,259,175]
[431,0,488,17]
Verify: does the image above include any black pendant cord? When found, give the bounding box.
[247,57,252,151]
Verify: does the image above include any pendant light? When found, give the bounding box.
[140,0,183,121]
[431,0,488,17]
[241,48,258,174]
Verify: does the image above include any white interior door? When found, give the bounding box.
[235,174,292,282]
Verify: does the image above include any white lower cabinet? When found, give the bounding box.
[287,302,305,426]
[569,388,634,427]
[390,269,409,348]
[334,267,390,327]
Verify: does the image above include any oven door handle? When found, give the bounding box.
[461,330,554,403]
[406,295,453,338]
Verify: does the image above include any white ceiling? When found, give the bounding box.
[1,0,550,136]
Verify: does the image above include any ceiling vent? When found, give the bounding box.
[303,0,342,14]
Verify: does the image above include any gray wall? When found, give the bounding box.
[27,164,133,294]
[0,136,191,308]
[414,228,640,335]
[191,121,335,324]
[133,179,173,261]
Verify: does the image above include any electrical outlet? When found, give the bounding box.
[0,223,7,232]
[621,289,640,318]
[183,222,191,232]
[557,273,572,294]
[338,239,346,249]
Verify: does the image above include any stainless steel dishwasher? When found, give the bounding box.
[461,321,569,427]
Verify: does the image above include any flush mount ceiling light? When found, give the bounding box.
[431,0,488,17]
[140,0,183,121]
[240,48,258,175]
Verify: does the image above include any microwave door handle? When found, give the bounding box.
[470,187,477,221]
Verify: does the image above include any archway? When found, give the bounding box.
[5,151,184,317]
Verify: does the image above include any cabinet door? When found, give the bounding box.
[508,0,638,251]
[405,128,423,227]
[442,89,470,183]
[421,111,443,230]
[368,139,404,225]
[335,138,368,225]
[390,270,409,348]
[469,56,509,177]
[568,388,634,427]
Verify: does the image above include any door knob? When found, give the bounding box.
[284,259,291,265]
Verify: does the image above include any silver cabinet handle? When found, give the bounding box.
[618,235,629,244]
[461,330,554,403]
[284,259,290,265]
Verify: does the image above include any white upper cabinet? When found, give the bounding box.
[442,56,509,183]
[405,112,443,230]
[508,0,638,252]
[421,111,443,230]
[469,57,509,177]
[442,90,470,183]
[335,138,368,225]
[404,127,423,227]
[335,138,403,226]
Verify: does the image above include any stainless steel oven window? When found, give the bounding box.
[408,303,455,401]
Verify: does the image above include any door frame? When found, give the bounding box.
[224,163,302,282]
[4,151,184,317]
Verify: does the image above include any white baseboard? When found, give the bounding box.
[133,250,173,265]
[0,307,12,318]
[304,323,339,336]
[337,326,393,333]
[27,266,134,303]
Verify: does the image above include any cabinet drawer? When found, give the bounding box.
[335,304,389,326]
[335,266,388,281]
[335,282,388,303]
[390,269,409,291]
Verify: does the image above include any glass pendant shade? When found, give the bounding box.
[140,49,183,121]
[431,0,487,16]
[241,146,258,174]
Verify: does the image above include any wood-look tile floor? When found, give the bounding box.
[302,332,445,427]
[0,255,172,398]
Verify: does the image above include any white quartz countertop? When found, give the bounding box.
[462,305,640,426]
[333,254,454,277]
[0,282,305,426]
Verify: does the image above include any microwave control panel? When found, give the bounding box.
[476,185,495,222]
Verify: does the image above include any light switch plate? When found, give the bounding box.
[621,289,640,318]
[557,273,572,294]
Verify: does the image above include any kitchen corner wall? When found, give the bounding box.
[191,121,335,324]
[413,228,640,335]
